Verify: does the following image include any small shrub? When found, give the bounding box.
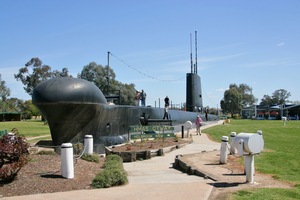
[81,153,99,163]
[73,143,83,155]
[106,154,123,162]
[37,150,56,155]
[92,154,128,188]
[173,135,179,142]
[0,131,29,183]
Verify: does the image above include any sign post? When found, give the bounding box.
[129,125,175,140]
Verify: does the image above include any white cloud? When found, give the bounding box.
[276,42,285,47]
[199,53,246,63]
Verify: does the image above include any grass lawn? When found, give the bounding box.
[205,119,300,200]
[0,120,51,142]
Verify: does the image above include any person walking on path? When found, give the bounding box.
[140,89,146,106]
[195,115,203,135]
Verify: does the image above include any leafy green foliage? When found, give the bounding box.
[77,62,136,105]
[73,143,84,155]
[14,57,71,96]
[0,130,29,183]
[260,89,291,106]
[81,153,100,163]
[91,154,127,188]
[220,83,256,117]
[0,78,11,102]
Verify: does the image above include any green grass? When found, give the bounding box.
[204,119,300,199]
[0,120,50,139]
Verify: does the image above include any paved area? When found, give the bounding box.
[3,120,224,200]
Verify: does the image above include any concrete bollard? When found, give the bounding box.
[184,121,192,137]
[220,136,229,164]
[84,135,93,155]
[229,132,237,155]
[61,143,74,179]
[244,155,255,183]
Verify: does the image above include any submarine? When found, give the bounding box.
[32,73,217,153]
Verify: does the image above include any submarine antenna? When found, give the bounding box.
[190,33,193,73]
[195,31,198,75]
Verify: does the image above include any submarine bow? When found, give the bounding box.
[32,77,107,146]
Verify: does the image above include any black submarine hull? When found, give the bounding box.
[33,77,217,151]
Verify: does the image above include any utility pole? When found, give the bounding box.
[107,51,110,95]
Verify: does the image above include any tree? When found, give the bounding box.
[77,62,114,93]
[260,89,291,106]
[115,82,136,105]
[220,87,242,117]
[21,100,40,119]
[237,83,256,107]
[52,67,71,77]
[78,62,136,105]
[229,83,256,107]
[0,77,11,102]
[220,83,255,117]
[14,58,71,96]
[260,95,275,106]
[272,89,291,105]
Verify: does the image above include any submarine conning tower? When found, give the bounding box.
[186,73,203,112]
[186,31,203,112]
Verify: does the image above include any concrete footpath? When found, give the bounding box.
[3,121,224,200]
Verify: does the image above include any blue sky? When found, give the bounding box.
[1,0,299,108]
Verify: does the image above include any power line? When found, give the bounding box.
[203,88,217,107]
[109,52,184,82]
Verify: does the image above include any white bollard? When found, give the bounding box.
[61,143,74,179]
[184,121,192,137]
[229,132,237,155]
[220,136,229,164]
[282,117,287,126]
[84,135,93,155]
[244,155,255,183]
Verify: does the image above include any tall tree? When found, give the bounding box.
[0,77,11,102]
[272,89,291,105]
[220,87,242,117]
[229,83,256,107]
[220,83,255,117]
[78,62,136,105]
[14,58,71,95]
[260,89,291,105]
[260,94,275,106]
[77,62,114,93]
